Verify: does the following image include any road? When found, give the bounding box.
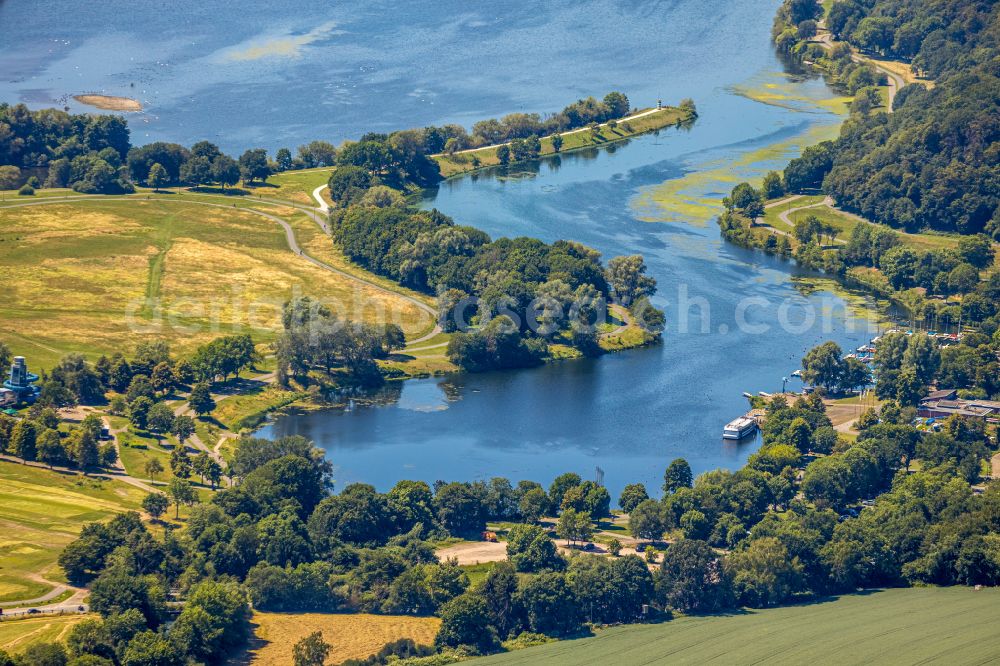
[774,195,847,245]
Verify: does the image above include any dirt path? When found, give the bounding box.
[604,304,635,338]
[776,197,847,245]
[0,453,158,494]
[170,371,276,475]
[0,572,83,609]
[312,184,330,213]
[435,541,507,565]
[991,452,1000,480]
[765,195,804,210]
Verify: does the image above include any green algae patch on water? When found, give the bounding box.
[730,73,853,115]
[791,275,892,330]
[631,71,851,228]
[632,122,843,227]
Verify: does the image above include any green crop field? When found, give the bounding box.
[471,587,1000,665]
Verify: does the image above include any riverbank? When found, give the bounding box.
[432,106,694,179]
[240,303,660,434]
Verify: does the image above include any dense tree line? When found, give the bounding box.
[0,409,116,471]
[465,92,632,148]
[801,324,1000,407]
[2,91,647,206]
[0,102,338,194]
[773,0,1000,236]
[0,335,261,481]
[0,104,133,194]
[330,184,663,369]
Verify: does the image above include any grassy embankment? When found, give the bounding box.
[0,462,146,603]
[0,189,446,427]
[760,195,966,252]
[248,167,334,207]
[471,587,1000,665]
[433,106,692,179]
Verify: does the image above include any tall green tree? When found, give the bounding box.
[188,382,215,416]
[142,492,169,521]
[556,507,593,547]
[147,162,168,190]
[618,483,650,513]
[605,255,656,306]
[629,499,666,542]
[435,594,499,654]
[168,478,196,518]
[663,458,693,494]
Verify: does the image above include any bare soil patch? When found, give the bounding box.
[436,541,507,565]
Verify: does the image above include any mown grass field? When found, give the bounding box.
[434,107,689,178]
[116,428,177,484]
[0,462,145,603]
[0,614,90,654]
[471,587,1000,665]
[0,197,429,369]
[246,612,440,665]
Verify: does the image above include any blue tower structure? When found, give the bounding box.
[4,357,40,404]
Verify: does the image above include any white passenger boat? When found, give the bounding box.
[723,416,758,440]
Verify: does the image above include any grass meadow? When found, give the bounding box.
[0,197,430,370]
[0,462,145,603]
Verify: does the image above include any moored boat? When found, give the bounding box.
[723,416,757,440]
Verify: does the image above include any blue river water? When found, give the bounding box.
[1,0,879,496]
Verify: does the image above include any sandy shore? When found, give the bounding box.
[73,94,142,111]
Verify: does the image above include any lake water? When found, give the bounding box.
[2,0,879,496]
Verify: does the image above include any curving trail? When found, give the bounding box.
[814,27,905,110]
[0,186,445,606]
[312,184,331,213]
[777,198,846,245]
